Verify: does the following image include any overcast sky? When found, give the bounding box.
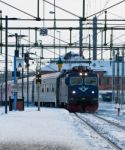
[0,0,124,19]
[0,0,125,71]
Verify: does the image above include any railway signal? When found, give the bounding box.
[36,72,41,84]
[57,58,63,72]
[24,53,29,65]
[36,72,41,111]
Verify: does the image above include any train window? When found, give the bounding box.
[51,84,54,92]
[42,87,44,92]
[52,87,54,92]
[47,87,49,92]
[70,77,83,86]
[85,77,97,85]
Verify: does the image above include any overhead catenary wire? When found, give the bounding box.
[1,0,125,62]
[86,0,125,18]
[0,0,80,19]
[1,26,63,58]
[97,0,111,18]
[104,0,111,8]
[108,11,125,19]
[94,32,125,58]
[0,0,37,19]
[0,0,83,60]
[43,0,80,18]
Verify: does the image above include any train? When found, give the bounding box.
[57,66,99,112]
[0,66,99,112]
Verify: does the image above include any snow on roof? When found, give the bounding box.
[41,72,60,79]
[42,56,125,76]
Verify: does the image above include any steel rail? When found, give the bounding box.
[94,114,125,131]
[75,113,122,150]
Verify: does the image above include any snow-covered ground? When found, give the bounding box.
[0,102,125,150]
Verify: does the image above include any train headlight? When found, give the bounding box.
[79,72,83,76]
[92,91,95,94]
[84,73,88,76]
[72,90,76,94]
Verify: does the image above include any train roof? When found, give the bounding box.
[41,72,60,79]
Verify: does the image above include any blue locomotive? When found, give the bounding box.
[56,66,99,112]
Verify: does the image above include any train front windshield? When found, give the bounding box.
[70,77,83,86]
[85,77,97,86]
[69,76,98,86]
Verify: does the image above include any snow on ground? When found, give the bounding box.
[0,107,91,150]
[0,102,125,150]
[98,101,125,121]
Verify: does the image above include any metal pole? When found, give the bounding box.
[35,27,38,45]
[32,80,34,104]
[57,31,61,57]
[22,45,24,99]
[82,0,85,59]
[59,31,60,56]
[101,30,103,60]
[40,45,42,68]
[5,22,7,110]
[54,0,56,59]
[28,28,30,47]
[13,33,19,111]
[43,0,45,27]
[69,28,72,45]
[37,0,40,19]
[93,16,97,60]
[112,48,115,102]
[88,34,91,65]
[79,17,83,57]
[27,53,29,107]
[1,84,2,105]
[104,11,107,46]
[37,83,40,111]
[110,29,113,63]
[13,55,17,111]
[0,10,2,54]
[83,0,85,19]
[117,48,120,104]
[121,47,124,106]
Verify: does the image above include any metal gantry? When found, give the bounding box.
[1,0,125,112]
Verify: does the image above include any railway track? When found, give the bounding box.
[74,113,123,150]
[94,114,125,131]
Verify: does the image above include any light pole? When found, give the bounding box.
[24,52,35,106]
[22,45,24,99]
[0,10,2,54]
[57,31,61,57]
[49,0,56,59]
[9,33,19,111]
[17,58,24,103]
[16,36,26,105]
[5,16,8,114]
[36,0,41,21]
[1,16,18,113]
[24,52,29,107]
[9,34,25,110]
